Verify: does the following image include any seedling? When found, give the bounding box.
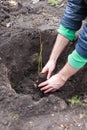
[38,31,43,74]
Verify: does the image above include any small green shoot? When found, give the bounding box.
[38,31,43,74]
[48,0,62,6]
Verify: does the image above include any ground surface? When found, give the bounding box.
[0,0,87,130]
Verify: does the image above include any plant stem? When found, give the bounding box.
[38,31,43,74]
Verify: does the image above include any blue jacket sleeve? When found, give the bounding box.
[61,0,87,31]
[76,22,87,58]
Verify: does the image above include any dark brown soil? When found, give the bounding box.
[0,0,87,130]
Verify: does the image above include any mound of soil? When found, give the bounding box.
[0,0,87,130]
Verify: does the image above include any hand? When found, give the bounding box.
[42,60,56,79]
[38,73,66,93]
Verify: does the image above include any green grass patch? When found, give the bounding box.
[67,95,87,107]
[68,95,80,105]
[48,0,62,6]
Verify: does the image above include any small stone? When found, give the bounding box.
[32,0,39,4]
[29,121,33,124]
[8,0,17,6]
[79,114,85,119]
[29,121,34,127]
[6,23,11,28]
[54,106,58,111]
[51,113,54,117]
[34,83,37,88]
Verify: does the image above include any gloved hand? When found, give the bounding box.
[38,73,66,93]
[42,60,56,79]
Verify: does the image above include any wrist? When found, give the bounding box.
[58,62,79,81]
[48,58,57,64]
[57,71,69,82]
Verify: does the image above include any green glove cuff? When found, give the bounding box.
[57,24,76,41]
[68,50,87,68]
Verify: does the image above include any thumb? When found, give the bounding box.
[42,67,48,73]
[47,71,52,79]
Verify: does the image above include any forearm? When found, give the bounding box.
[49,34,69,63]
[39,62,80,93]
[58,62,80,81]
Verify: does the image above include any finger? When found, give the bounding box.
[51,89,56,92]
[42,67,48,73]
[38,81,48,87]
[47,71,52,79]
[44,88,54,93]
[40,85,50,91]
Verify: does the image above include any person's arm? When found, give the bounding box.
[42,24,76,79]
[58,62,79,81]
[48,0,87,69]
[42,0,87,79]
[38,0,87,93]
[49,34,69,63]
[42,34,69,79]
[39,48,87,93]
[39,62,79,93]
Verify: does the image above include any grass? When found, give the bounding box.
[67,95,87,106]
[48,0,62,6]
[68,95,80,105]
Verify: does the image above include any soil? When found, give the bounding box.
[0,0,87,130]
